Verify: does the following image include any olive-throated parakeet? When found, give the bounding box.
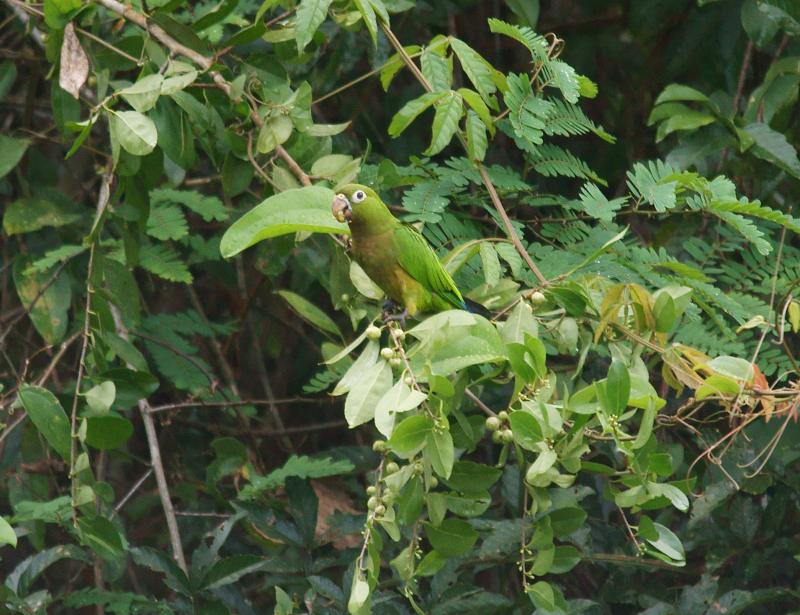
[332,184,486,318]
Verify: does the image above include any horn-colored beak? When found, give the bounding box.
[332,193,351,223]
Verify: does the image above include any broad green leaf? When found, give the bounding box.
[509,411,543,450]
[465,109,488,161]
[348,573,371,615]
[744,122,800,178]
[0,135,29,178]
[0,516,16,548]
[421,45,452,91]
[424,519,478,556]
[13,258,71,345]
[305,121,350,136]
[333,341,379,395]
[277,290,342,337]
[3,194,81,236]
[603,360,630,416]
[77,516,128,560]
[528,580,555,611]
[388,91,447,137]
[426,428,454,478]
[425,91,463,156]
[19,386,71,461]
[548,507,587,536]
[459,87,494,132]
[118,74,164,113]
[5,544,89,596]
[344,359,392,427]
[201,555,266,590]
[84,415,134,450]
[110,110,157,156]
[374,380,427,437]
[220,186,347,257]
[84,381,116,415]
[449,38,497,104]
[296,0,334,52]
[550,545,581,574]
[501,300,537,344]
[638,516,685,565]
[526,450,557,483]
[353,0,378,44]
[705,356,754,382]
[445,461,502,492]
[389,414,433,456]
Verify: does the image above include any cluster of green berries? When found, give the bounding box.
[485,410,514,444]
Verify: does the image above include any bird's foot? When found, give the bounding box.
[382,300,408,327]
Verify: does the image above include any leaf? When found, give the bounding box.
[705,356,754,382]
[3,193,81,236]
[548,507,587,536]
[277,290,342,337]
[150,187,228,222]
[638,517,686,565]
[577,182,628,222]
[446,461,502,492]
[240,455,354,498]
[18,386,71,461]
[118,74,164,113]
[0,60,17,101]
[449,38,497,104]
[220,186,347,258]
[602,360,630,416]
[0,516,16,548]
[426,91,463,156]
[13,258,71,345]
[389,415,433,456]
[77,516,128,560]
[427,428,454,478]
[353,0,378,44]
[24,245,85,274]
[504,73,551,149]
[526,450,557,482]
[509,411,543,451]
[333,341,379,394]
[84,381,116,414]
[6,544,89,596]
[201,555,266,590]
[110,110,158,156]
[0,135,29,179]
[59,23,89,99]
[374,380,428,437]
[388,91,447,137]
[424,519,478,556]
[344,359,392,427]
[84,415,134,450]
[139,243,193,283]
[421,46,452,91]
[528,581,555,611]
[745,122,800,178]
[146,202,188,241]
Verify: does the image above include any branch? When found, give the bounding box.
[379,22,547,285]
[92,0,311,187]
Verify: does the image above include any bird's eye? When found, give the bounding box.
[352,190,366,203]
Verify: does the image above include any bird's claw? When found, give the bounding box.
[383,308,408,328]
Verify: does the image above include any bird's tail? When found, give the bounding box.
[463,298,491,318]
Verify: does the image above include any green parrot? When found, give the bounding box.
[332,184,486,319]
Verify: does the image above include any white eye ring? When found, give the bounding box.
[352,190,366,203]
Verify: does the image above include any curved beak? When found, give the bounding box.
[332,193,352,223]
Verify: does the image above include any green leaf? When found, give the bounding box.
[445,461,502,492]
[150,188,228,222]
[602,360,630,416]
[343,359,392,427]
[85,415,134,450]
[548,507,587,536]
[743,122,800,178]
[0,135,29,178]
[449,38,497,104]
[388,91,447,137]
[374,380,427,437]
[0,60,17,102]
[638,516,686,565]
[425,91,463,156]
[509,411,543,451]
[240,455,354,498]
[77,516,128,561]
[0,516,16,548]
[705,356,754,382]
[333,341,379,394]
[389,415,433,456]
[6,544,88,596]
[528,580,556,611]
[110,110,157,156]
[139,243,193,283]
[464,110,488,162]
[13,258,71,345]
[421,45,452,91]
[3,194,82,236]
[146,202,188,241]
[577,182,628,222]
[19,386,71,461]
[118,74,163,113]
[220,186,347,258]
[84,381,116,415]
[550,545,581,573]
[277,290,342,337]
[426,428,454,478]
[526,449,557,483]
[24,245,85,274]
[201,555,266,590]
[424,519,478,556]
[501,300,537,344]
[353,0,378,44]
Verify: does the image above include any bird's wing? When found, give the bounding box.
[393,223,464,309]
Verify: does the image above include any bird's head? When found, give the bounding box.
[332,184,383,225]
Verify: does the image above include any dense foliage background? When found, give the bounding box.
[1,0,800,613]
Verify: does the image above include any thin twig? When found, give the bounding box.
[111,468,154,518]
[464,388,497,417]
[148,397,336,414]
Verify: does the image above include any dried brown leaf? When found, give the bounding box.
[59,23,89,99]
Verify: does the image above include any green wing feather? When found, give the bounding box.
[393,224,464,309]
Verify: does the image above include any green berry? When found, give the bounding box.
[341,293,351,303]
[366,325,381,340]
[372,440,387,453]
[497,410,509,422]
[485,416,501,431]
[380,347,394,360]
[413,461,424,474]
[374,504,386,516]
[385,461,400,474]
[367,496,379,510]
[389,356,402,368]
[403,375,414,386]
[366,485,377,496]
[530,291,546,305]
[429,476,439,489]
[391,328,406,342]
[500,428,514,444]
[492,430,503,443]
